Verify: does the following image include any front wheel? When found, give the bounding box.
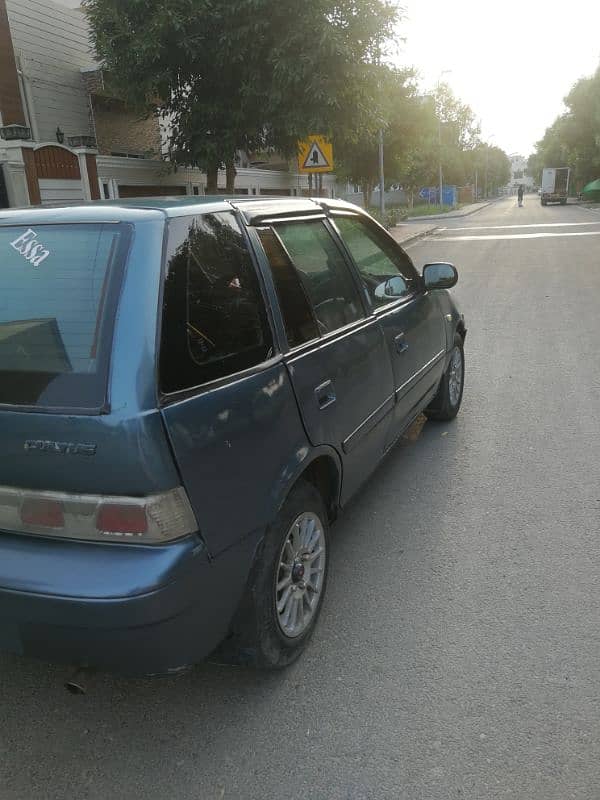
[425,334,465,421]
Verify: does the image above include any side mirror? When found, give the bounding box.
[374,275,407,300]
[423,262,458,290]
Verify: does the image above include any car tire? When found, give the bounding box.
[424,333,465,422]
[218,481,329,669]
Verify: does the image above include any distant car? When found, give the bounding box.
[0,196,466,675]
[538,188,542,195]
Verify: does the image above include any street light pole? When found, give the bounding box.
[379,127,385,216]
[484,135,495,199]
[484,149,488,199]
[437,70,452,209]
[438,116,443,210]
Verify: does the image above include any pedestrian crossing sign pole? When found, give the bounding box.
[297,135,334,196]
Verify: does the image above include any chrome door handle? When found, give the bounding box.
[315,380,336,410]
[395,333,409,354]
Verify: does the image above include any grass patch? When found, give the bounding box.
[405,204,458,217]
[367,207,408,229]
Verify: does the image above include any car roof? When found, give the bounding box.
[0,195,365,226]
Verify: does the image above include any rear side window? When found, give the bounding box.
[160,212,273,394]
[0,223,130,410]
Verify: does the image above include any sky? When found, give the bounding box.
[398,0,600,157]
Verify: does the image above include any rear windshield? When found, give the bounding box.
[0,222,130,410]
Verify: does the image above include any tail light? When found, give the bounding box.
[0,486,198,544]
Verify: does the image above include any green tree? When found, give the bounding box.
[529,64,600,192]
[391,93,439,207]
[84,0,399,192]
[434,82,480,186]
[395,83,481,198]
[335,66,422,208]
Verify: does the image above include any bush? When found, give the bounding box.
[368,206,408,229]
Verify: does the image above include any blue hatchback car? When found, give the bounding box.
[0,197,465,675]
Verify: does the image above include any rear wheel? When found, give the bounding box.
[425,333,465,421]
[221,481,329,669]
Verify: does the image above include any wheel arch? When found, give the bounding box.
[300,453,341,523]
[272,446,342,526]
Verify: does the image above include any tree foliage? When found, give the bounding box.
[529,65,600,191]
[336,77,509,207]
[83,0,512,202]
[84,0,399,191]
[334,66,422,207]
[463,145,510,196]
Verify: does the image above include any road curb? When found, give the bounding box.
[393,226,439,247]
[404,199,496,223]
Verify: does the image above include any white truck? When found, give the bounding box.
[541,167,570,206]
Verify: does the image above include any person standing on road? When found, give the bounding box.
[517,184,524,207]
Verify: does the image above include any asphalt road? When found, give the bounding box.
[2,197,600,800]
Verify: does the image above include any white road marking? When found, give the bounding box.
[436,221,600,232]
[431,231,600,242]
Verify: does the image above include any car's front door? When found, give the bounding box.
[255,218,395,503]
[331,213,446,446]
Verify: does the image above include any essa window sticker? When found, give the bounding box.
[9,228,51,267]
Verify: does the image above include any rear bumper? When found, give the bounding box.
[0,530,259,675]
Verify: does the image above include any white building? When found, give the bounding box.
[508,153,535,191]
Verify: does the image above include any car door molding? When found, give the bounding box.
[341,392,395,454]
[285,315,378,363]
[395,349,445,399]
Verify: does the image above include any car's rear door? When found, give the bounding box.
[331,213,446,446]
[158,211,310,556]
[254,216,395,503]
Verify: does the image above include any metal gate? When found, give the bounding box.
[34,146,84,204]
[0,165,9,209]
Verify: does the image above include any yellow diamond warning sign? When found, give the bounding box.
[297,135,334,173]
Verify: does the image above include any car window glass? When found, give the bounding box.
[274,220,363,336]
[161,212,273,393]
[334,216,420,307]
[0,222,129,409]
[257,228,319,348]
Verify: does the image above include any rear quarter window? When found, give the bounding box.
[0,222,130,410]
[160,212,273,394]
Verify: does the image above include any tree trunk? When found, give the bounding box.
[362,182,372,209]
[225,159,237,194]
[206,163,218,194]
